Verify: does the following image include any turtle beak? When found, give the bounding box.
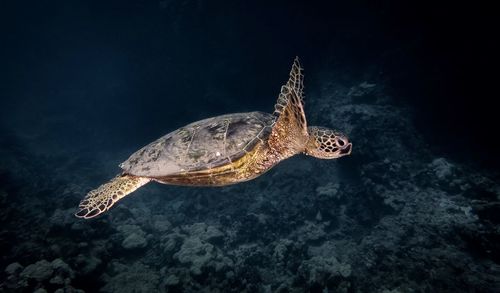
[335,136,352,156]
[340,143,352,156]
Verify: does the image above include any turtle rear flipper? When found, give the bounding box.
[75,175,150,219]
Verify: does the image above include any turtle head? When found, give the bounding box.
[304,126,352,159]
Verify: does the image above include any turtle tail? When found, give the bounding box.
[75,174,150,219]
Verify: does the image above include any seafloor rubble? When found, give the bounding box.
[1,74,499,292]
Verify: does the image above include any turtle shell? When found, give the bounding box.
[120,111,274,177]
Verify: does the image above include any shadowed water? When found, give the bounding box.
[0,1,498,292]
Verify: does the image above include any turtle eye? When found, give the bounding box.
[336,138,345,146]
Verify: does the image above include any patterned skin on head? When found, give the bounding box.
[304,126,352,159]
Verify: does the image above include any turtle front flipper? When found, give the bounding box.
[268,57,309,156]
[273,57,305,120]
[75,175,150,219]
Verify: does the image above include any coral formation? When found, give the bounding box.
[1,70,499,292]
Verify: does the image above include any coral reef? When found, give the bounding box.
[1,74,499,293]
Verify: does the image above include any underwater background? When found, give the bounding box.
[0,0,498,292]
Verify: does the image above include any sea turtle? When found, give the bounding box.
[75,57,352,219]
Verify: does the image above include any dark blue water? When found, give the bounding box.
[1,1,498,292]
